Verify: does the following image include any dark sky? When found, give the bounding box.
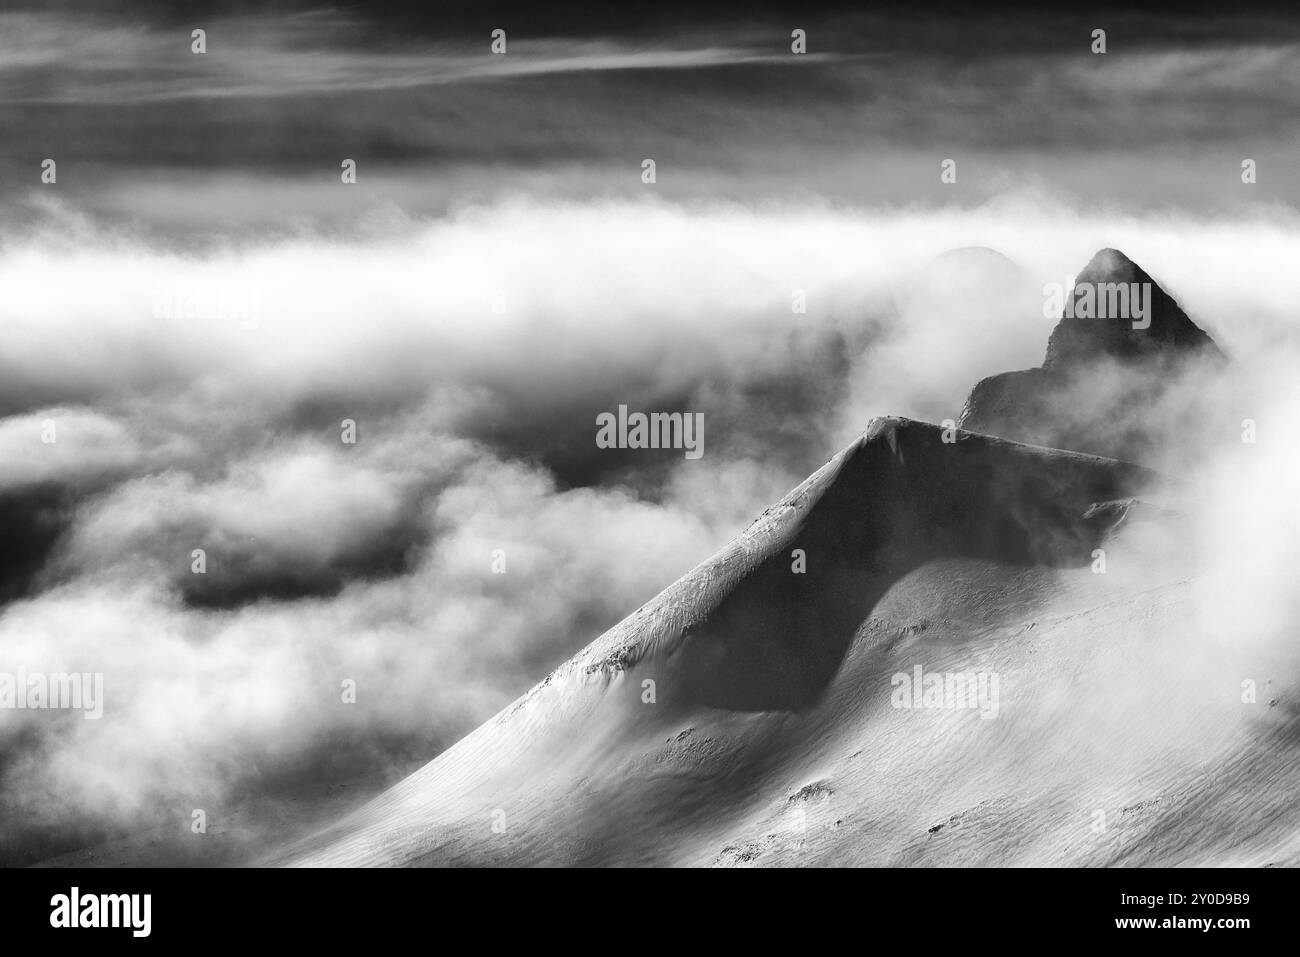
[1,1,1297,237]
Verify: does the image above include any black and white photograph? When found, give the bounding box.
[0,0,1296,938]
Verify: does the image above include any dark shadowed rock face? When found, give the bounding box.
[1043,248,1223,370]
[959,248,1225,463]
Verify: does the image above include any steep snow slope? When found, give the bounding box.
[274,418,1298,867]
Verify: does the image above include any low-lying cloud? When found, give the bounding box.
[1,190,1298,862]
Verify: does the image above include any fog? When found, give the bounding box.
[1,185,1298,861]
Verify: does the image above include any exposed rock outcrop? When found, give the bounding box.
[960,248,1225,462]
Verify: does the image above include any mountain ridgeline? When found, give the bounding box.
[273,248,1254,868]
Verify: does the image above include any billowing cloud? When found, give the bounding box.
[2,190,1299,863]
[1,0,1298,862]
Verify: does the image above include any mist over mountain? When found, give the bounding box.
[269,245,1300,867]
[2,1,1298,874]
[960,247,1232,464]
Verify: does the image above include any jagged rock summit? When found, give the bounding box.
[960,248,1224,463]
[1043,247,1222,370]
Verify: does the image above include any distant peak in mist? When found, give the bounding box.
[959,248,1229,463]
[1045,247,1223,370]
[932,246,1020,268]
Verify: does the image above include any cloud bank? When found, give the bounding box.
[1,190,1298,862]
